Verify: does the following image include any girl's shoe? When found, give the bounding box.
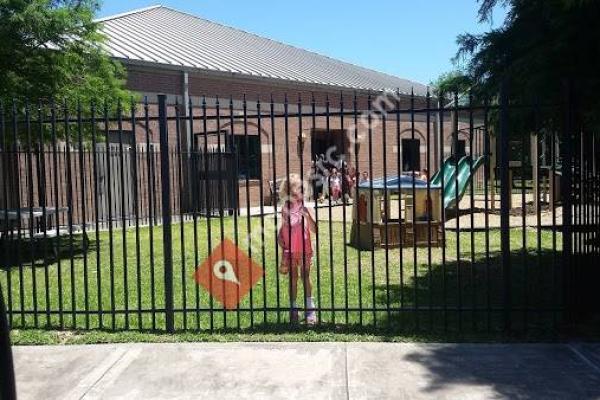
[305,309,317,325]
[278,262,289,275]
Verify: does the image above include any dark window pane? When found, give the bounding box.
[234,135,260,179]
[402,138,420,172]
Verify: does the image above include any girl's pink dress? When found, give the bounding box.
[278,200,313,262]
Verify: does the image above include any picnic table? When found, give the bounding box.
[0,206,68,221]
[0,207,89,257]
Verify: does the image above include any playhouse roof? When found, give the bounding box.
[97,6,428,95]
[359,176,441,190]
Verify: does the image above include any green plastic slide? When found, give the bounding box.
[430,157,457,187]
[442,156,485,209]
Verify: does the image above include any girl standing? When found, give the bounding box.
[278,174,318,324]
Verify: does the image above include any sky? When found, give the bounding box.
[97,1,506,85]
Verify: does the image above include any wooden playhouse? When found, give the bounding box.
[349,176,443,250]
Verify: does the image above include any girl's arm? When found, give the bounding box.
[302,206,318,233]
[281,201,290,223]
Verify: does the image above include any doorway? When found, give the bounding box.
[311,129,348,167]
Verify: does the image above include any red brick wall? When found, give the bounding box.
[125,66,429,110]
[120,66,448,207]
[126,68,182,96]
[7,66,474,225]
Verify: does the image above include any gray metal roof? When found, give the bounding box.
[98,5,428,95]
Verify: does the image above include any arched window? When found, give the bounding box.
[445,131,470,160]
[221,121,268,180]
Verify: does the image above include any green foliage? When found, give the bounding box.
[453,0,600,129]
[0,0,132,105]
[431,71,473,100]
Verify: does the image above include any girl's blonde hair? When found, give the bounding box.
[278,173,311,202]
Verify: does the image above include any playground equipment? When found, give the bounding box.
[349,156,486,250]
[430,157,457,187]
[349,176,443,250]
[531,132,562,209]
[437,156,486,209]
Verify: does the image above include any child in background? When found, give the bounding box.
[360,171,369,184]
[277,174,318,324]
[318,169,330,203]
[329,168,342,203]
[348,166,356,187]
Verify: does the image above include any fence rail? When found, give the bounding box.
[0,88,598,336]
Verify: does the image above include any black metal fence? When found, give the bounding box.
[0,87,598,336]
[0,281,16,400]
[190,149,238,215]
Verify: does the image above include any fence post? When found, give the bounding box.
[561,80,573,325]
[159,94,175,333]
[499,79,512,331]
[0,283,16,400]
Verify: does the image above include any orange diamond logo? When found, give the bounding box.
[195,239,264,309]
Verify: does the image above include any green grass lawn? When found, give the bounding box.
[1,215,566,343]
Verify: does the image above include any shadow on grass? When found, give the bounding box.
[4,234,599,341]
[445,206,490,220]
[373,249,600,339]
[0,234,94,269]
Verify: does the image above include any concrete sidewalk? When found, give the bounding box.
[13,342,600,399]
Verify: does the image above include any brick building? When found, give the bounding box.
[97,6,468,208]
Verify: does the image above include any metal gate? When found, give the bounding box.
[0,86,598,336]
